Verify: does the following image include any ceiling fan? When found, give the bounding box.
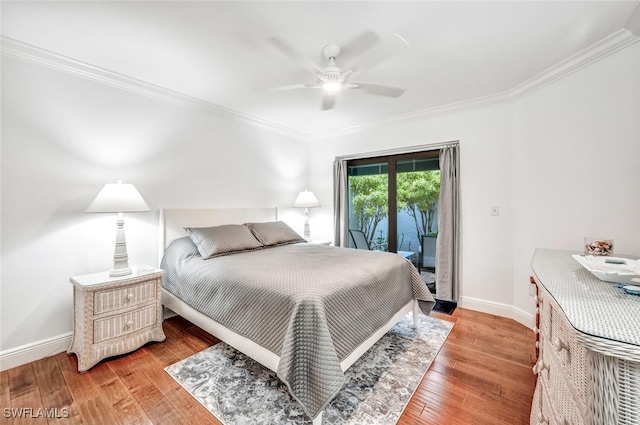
[265,30,409,110]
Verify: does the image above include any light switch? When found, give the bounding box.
[491,205,500,216]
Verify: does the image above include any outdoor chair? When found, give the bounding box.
[349,229,386,251]
[420,235,437,272]
[349,229,415,262]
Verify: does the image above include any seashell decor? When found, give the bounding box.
[584,238,614,256]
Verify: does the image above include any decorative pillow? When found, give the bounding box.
[244,221,306,246]
[185,224,264,259]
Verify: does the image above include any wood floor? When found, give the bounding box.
[1,308,536,424]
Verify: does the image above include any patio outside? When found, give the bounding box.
[348,169,440,270]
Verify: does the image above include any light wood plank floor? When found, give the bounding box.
[0,308,536,424]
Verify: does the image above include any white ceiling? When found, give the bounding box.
[2,1,639,136]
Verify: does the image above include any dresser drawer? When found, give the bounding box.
[94,280,157,314]
[93,304,157,343]
[548,301,589,403]
[543,348,585,425]
[540,381,561,425]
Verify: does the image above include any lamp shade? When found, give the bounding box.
[294,190,320,208]
[86,181,150,213]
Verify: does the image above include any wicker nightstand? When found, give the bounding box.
[68,267,166,372]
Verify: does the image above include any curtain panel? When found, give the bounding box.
[332,159,349,247]
[435,145,460,302]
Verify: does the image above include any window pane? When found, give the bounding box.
[396,159,441,268]
[347,163,388,251]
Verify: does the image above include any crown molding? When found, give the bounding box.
[0,36,309,140]
[2,28,638,141]
[509,29,639,101]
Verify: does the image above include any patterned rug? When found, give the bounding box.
[165,313,453,424]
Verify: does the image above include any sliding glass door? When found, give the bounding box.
[347,151,440,268]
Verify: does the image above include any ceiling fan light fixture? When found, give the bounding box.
[266,32,407,109]
[323,81,342,93]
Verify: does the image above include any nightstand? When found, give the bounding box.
[68,267,166,372]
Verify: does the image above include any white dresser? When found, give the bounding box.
[68,267,166,372]
[531,249,640,425]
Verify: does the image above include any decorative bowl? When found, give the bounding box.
[572,255,640,284]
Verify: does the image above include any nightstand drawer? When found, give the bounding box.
[94,280,157,314]
[93,304,157,343]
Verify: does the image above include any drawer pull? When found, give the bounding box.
[533,360,549,375]
[126,293,134,301]
[553,337,569,352]
[126,320,134,328]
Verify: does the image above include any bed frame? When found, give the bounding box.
[159,208,419,424]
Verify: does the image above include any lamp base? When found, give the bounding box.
[110,215,132,278]
[303,208,311,240]
[109,267,132,277]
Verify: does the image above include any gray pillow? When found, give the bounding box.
[244,221,306,246]
[185,224,264,259]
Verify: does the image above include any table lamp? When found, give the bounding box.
[86,181,150,277]
[294,190,320,240]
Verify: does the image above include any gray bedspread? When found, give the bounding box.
[161,238,435,419]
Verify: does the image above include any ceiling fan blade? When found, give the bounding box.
[260,83,319,92]
[346,33,410,73]
[322,93,337,110]
[266,37,320,74]
[339,29,381,62]
[351,82,405,97]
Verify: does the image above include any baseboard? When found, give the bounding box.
[511,306,536,330]
[459,296,535,329]
[0,332,72,372]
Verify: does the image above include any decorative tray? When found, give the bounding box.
[572,255,640,285]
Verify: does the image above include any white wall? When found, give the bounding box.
[0,55,307,367]
[308,42,640,325]
[511,42,640,317]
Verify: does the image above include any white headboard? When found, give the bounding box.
[159,208,278,261]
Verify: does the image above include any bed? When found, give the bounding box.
[159,208,435,423]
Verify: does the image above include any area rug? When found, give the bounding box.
[165,313,453,424]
